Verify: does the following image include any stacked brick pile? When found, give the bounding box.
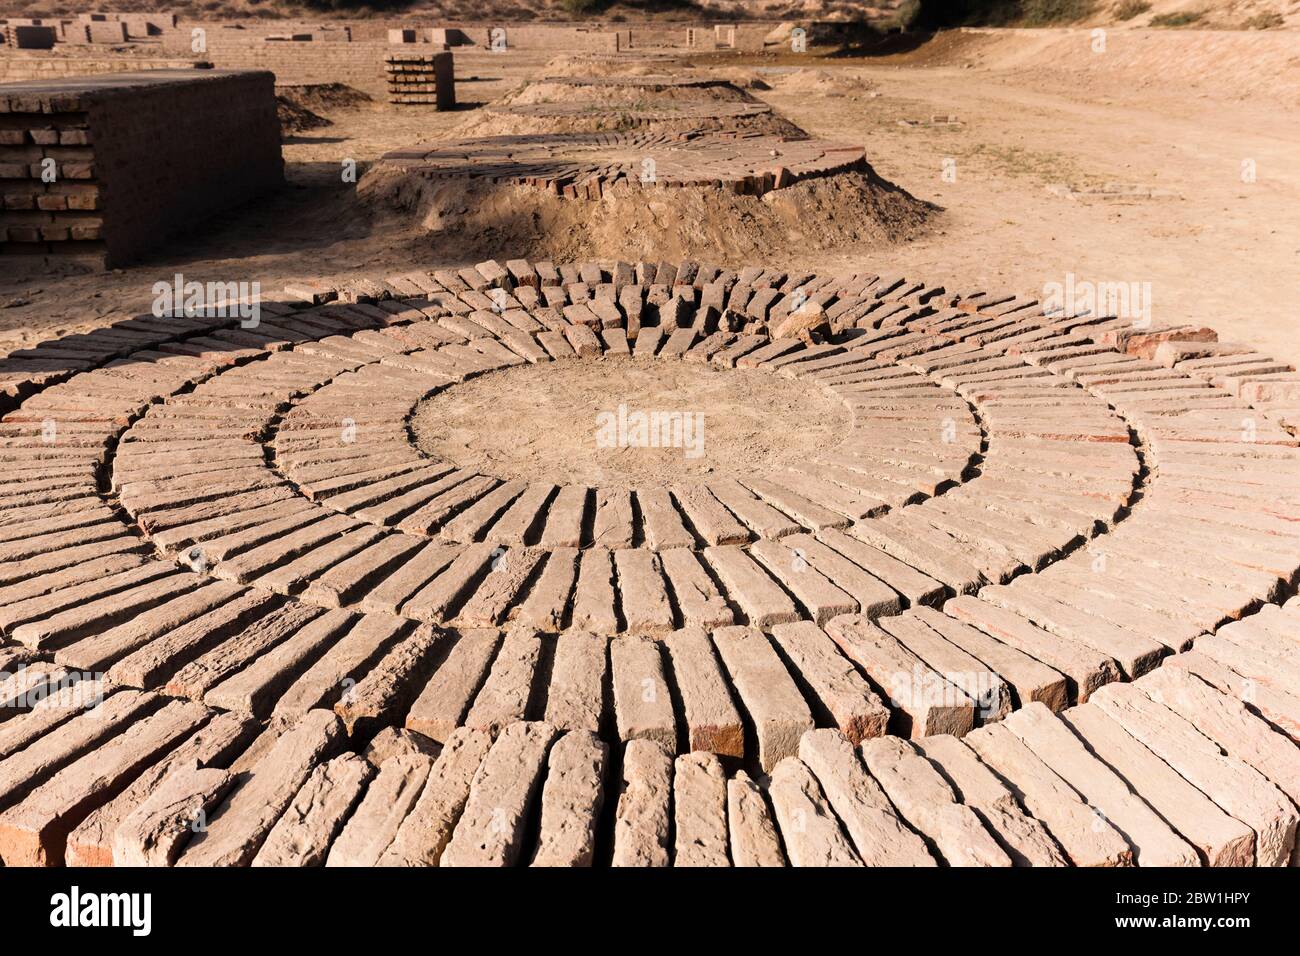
[0,69,282,269]
[64,12,179,42]
[383,51,456,108]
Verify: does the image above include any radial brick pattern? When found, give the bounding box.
[544,53,688,69]
[1,258,1299,867]
[497,75,762,110]
[526,75,746,91]
[472,100,800,137]
[377,132,867,197]
[487,102,775,122]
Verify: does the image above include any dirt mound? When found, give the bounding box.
[357,161,934,263]
[276,83,375,137]
[709,67,774,91]
[766,68,871,97]
[277,83,373,115]
[276,97,331,136]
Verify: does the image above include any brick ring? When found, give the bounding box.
[2,258,1298,868]
[373,131,867,198]
[463,100,807,139]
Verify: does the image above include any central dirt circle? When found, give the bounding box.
[410,359,851,488]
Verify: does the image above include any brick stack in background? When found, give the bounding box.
[116,12,180,38]
[70,12,178,40]
[9,24,58,49]
[388,27,429,44]
[2,18,61,47]
[83,19,129,44]
[383,51,456,108]
[0,69,283,270]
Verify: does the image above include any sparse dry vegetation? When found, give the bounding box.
[906,0,1096,29]
[1243,11,1284,29]
[1150,9,1204,27]
[1113,0,1150,21]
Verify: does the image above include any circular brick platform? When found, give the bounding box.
[462,100,808,139]
[543,51,690,70]
[541,74,727,87]
[2,258,1298,868]
[406,358,852,485]
[499,75,763,113]
[375,131,866,198]
[519,74,751,95]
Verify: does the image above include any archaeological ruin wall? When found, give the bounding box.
[0,69,282,269]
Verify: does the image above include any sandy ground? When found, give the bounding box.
[410,358,849,487]
[2,30,1297,369]
[753,56,1300,368]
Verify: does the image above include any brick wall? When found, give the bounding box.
[0,17,783,103]
[200,39,393,96]
[1,18,66,46]
[0,57,207,84]
[1,15,782,54]
[174,25,622,95]
[11,25,57,50]
[87,12,179,39]
[0,69,283,269]
[626,22,768,50]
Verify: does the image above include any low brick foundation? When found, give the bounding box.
[0,68,283,269]
[0,57,209,84]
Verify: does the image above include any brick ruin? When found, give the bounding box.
[376,129,868,197]
[359,74,924,260]
[0,16,787,92]
[1,12,1298,873]
[0,70,282,269]
[0,257,1298,867]
[465,99,805,138]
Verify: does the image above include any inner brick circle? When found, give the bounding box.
[409,359,851,488]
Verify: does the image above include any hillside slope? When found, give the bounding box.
[0,1,908,23]
[2,0,1291,28]
[909,0,1297,30]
